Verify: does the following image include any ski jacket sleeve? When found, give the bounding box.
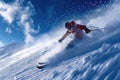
[62,30,71,39]
[77,24,86,30]
[61,30,71,40]
[77,24,91,33]
[58,30,71,42]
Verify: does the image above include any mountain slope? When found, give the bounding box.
[0,24,119,80]
[0,42,23,60]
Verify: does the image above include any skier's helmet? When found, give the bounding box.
[65,22,71,30]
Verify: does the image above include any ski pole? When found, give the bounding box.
[91,27,114,31]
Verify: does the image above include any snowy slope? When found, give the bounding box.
[0,28,119,80]
[0,42,23,60]
[0,1,120,80]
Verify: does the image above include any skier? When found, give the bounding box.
[58,21,91,42]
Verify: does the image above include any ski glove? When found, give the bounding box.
[58,38,64,43]
[85,28,91,33]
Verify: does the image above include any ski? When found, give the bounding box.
[36,63,46,69]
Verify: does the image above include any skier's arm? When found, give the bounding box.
[58,30,71,42]
[78,24,91,33]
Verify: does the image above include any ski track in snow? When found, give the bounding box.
[0,0,120,80]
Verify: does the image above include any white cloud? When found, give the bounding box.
[0,41,4,47]
[0,0,38,43]
[5,27,12,34]
[0,1,20,24]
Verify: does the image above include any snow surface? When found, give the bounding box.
[0,1,120,80]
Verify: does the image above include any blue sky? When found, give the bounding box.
[0,0,112,46]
